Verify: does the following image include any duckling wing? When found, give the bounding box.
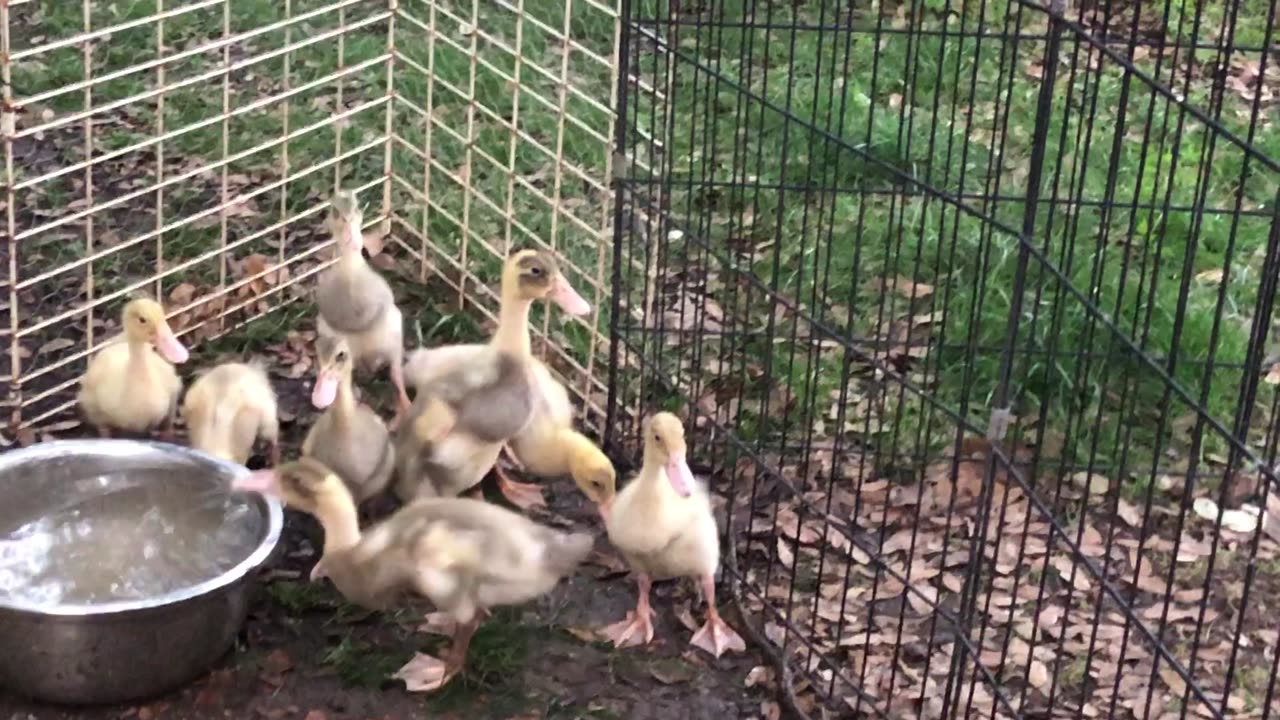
[403,344,488,390]
[398,499,592,610]
[307,407,395,502]
[437,353,536,443]
[316,264,394,335]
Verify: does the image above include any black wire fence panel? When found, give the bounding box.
[605,0,1280,718]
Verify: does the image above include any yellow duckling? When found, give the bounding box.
[392,248,591,503]
[602,412,746,658]
[181,361,280,466]
[77,298,189,438]
[231,457,593,692]
[303,336,395,506]
[314,190,411,428]
[403,345,615,510]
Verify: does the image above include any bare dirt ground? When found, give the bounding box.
[0,376,770,720]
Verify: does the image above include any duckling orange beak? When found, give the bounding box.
[665,452,695,498]
[549,274,590,316]
[230,468,279,496]
[153,325,189,364]
[312,370,340,409]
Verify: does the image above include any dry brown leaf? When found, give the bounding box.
[37,338,74,354]
[363,222,390,256]
[1266,364,1280,385]
[1158,664,1187,696]
[776,538,795,569]
[875,275,934,300]
[1116,498,1143,527]
[167,282,197,307]
[1071,471,1110,495]
[1024,659,1049,691]
[673,603,699,632]
[744,665,773,688]
[1195,268,1225,283]
[1050,555,1092,592]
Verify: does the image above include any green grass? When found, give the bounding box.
[614,0,1280,491]
[12,0,1280,493]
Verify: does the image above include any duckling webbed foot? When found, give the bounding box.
[417,611,457,637]
[602,573,654,648]
[494,464,546,509]
[689,575,745,658]
[392,652,456,693]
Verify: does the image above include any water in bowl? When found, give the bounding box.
[0,466,264,606]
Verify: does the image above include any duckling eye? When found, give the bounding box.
[336,351,348,362]
[654,433,661,442]
[528,264,544,277]
[136,315,148,325]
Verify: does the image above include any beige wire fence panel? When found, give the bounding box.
[1,0,622,439]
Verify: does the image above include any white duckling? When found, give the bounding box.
[602,412,746,658]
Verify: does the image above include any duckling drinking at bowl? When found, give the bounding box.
[181,360,280,466]
[393,248,591,504]
[231,457,593,692]
[302,335,395,508]
[404,345,615,511]
[77,297,190,439]
[314,190,411,428]
[602,412,746,658]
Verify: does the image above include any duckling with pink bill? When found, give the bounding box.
[314,190,411,429]
[229,458,593,692]
[392,249,592,508]
[77,298,190,440]
[601,412,746,658]
[300,335,395,510]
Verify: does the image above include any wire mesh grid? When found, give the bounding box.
[608,0,1280,718]
[1,0,622,437]
[2,0,394,432]
[385,0,622,428]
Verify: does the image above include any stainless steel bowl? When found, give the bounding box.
[0,439,283,705]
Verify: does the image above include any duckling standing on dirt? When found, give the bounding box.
[601,412,746,658]
[181,361,280,466]
[392,249,592,504]
[77,297,189,439]
[302,335,395,507]
[231,457,593,692]
[404,345,615,511]
[314,190,411,429]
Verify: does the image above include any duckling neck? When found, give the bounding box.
[315,496,361,555]
[637,459,675,497]
[492,295,532,357]
[334,375,357,417]
[337,248,367,273]
[126,337,155,378]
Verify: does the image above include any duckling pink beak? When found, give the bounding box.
[230,469,279,496]
[312,370,339,409]
[345,222,365,254]
[549,275,590,316]
[153,325,189,364]
[665,452,695,498]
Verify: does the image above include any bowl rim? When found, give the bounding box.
[0,438,284,617]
